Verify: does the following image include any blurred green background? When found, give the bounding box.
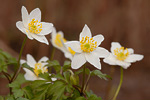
[0,0,150,100]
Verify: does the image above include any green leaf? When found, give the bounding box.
[91,70,111,80]
[16,97,28,100]
[0,96,4,100]
[39,73,52,81]
[75,97,86,100]
[87,95,102,100]
[13,89,24,98]
[75,67,90,75]
[47,60,61,73]
[63,60,71,72]
[22,86,33,99]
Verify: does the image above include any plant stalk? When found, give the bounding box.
[112,67,123,100]
[81,64,86,95]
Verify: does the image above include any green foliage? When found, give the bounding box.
[0,49,17,72]
[91,70,111,80]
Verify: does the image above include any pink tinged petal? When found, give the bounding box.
[29,8,41,21]
[71,53,86,69]
[79,24,92,41]
[65,41,82,53]
[23,68,37,81]
[93,47,110,58]
[93,35,104,47]
[21,6,29,27]
[38,22,53,35]
[30,33,49,45]
[111,42,122,55]
[16,21,26,34]
[27,54,36,68]
[85,53,101,70]
[127,48,134,54]
[125,54,144,63]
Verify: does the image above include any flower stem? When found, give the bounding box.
[11,36,27,82]
[81,64,86,95]
[50,47,55,61]
[84,73,91,91]
[112,67,123,100]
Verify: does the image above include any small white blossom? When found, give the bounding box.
[20,54,56,81]
[65,24,109,69]
[16,6,53,45]
[103,42,144,69]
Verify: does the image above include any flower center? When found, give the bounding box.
[80,36,97,53]
[28,19,42,34]
[54,33,67,47]
[34,63,48,76]
[114,47,129,61]
[68,47,76,55]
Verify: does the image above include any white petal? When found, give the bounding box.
[111,42,122,55]
[26,31,34,40]
[57,31,64,37]
[52,78,57,81]
[64,51,73,60]
[31,34,49,45]
[20,60,26,64]
[92,47,110,58]
[23,68,37,81]
[85,53,101,69]
[38,56,49,63]
[16,21,26,34]
[38,22,53,35]
[128,48,134,54]
[115,60,131,69]
[51,27,57,41]
[125,54,144,63]
[21,6,29,27]
[71,53,86,69]
[65,41,82,53]
[93,35,104,47]
[29,8,41,21]
[103,53,131,69]
[103,54,118,65]
[27,54,36,68]
[79,24,92,41]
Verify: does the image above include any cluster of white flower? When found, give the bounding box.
[17,6,143,81]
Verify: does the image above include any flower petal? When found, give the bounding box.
[93,34,104,47]
[125,54,144,63]
[111,42,121,55]
[38,22,53,35]
[20,60,26,65]
[23,68,37,81]
[128,48,134,54]
[38,56,49,63]
[21,6,29,27]
[65,41,82,53]
[64,51,73,60]
[30,34,49,45]
[79,24,92,41]
[71,53,86,69]
[115,60,131,69]
[16,21,26,34]
[29,8,41,21]
[103,54,117,65]
[27,54,36,68]
[92,47,110,58]
[85,53,101,69]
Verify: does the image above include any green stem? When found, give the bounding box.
[81,64,86,95]
[84,73,91,91]
[112,67,123,100]
[11,36,27,82]
[50,47,55,61]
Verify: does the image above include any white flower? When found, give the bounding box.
[51,27,75,60]
[16,6,53,45]
[103,42,144,69]
[65,24,109,69]
[20,54,56,81]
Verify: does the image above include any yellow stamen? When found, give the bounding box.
[54,33,67,47]
[28,19,42,34]
[80,36,97,53]
[68,47,76,55]
[34,63,48,76]
[114,47,129,61]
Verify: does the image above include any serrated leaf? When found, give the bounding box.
[75,97,86,100]
[16,97,28,100]
[63,61,71,72]
[75,67,90,75]
[13,89,24,98]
